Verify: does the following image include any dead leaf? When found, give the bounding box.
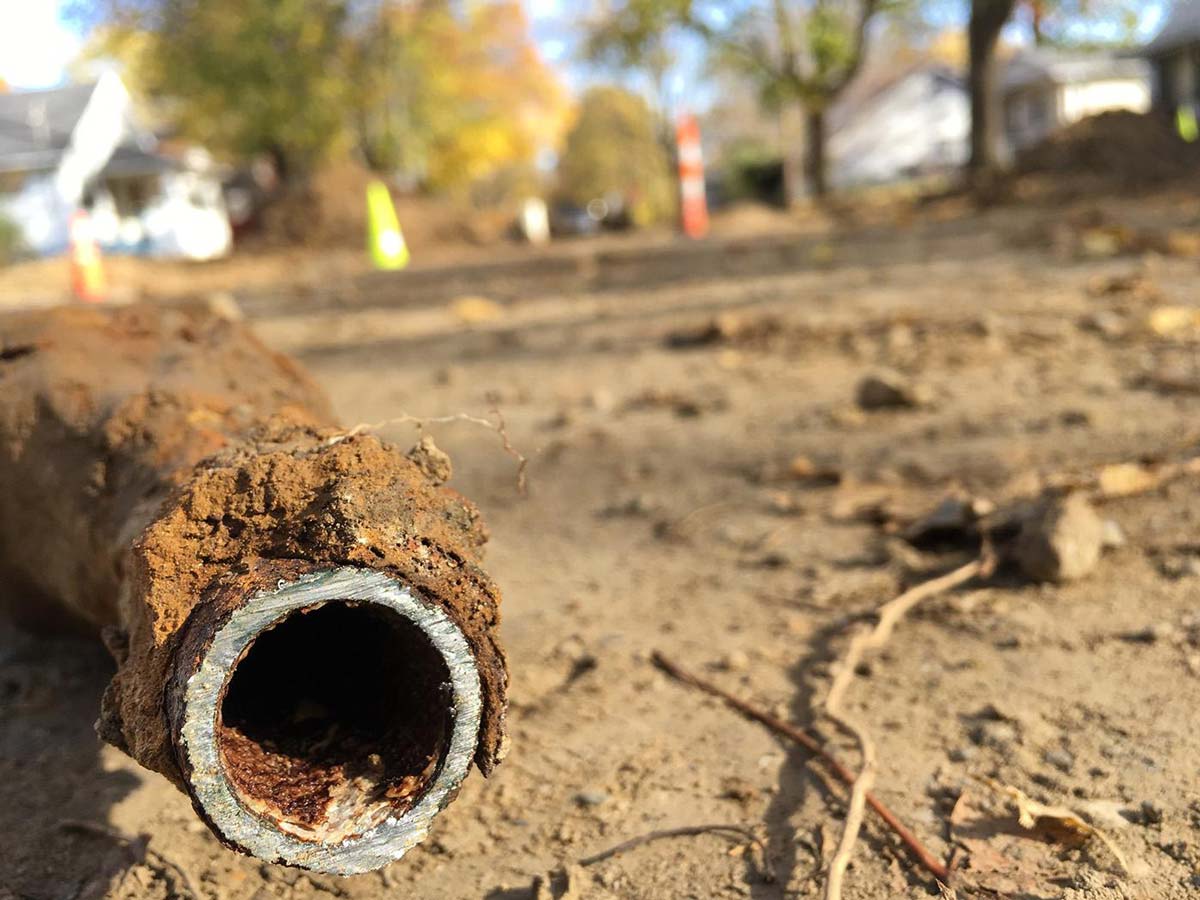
[1147,306,1200,337]
[1096,462,1160,498]
[980,778,1128,873]
[451,296,504,324]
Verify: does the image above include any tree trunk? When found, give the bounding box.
[968,0,1018,180]
[804,106,828,201]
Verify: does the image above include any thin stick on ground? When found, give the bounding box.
[821,554,992,900]
[326,409,528,493]
[649,651,949,883]
[579,824,777,883]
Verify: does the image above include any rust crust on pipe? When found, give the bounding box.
[0,303,507,873]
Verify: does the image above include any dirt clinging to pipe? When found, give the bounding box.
[0,304,508,841]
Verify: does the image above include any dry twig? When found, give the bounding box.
[579,824,776,883]
[650,652,948,883]
[326,409,528,493]
[822,554,991,900]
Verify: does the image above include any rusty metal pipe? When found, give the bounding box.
[0,303,507,874]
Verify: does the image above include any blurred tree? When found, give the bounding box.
[968,0,1018,180]
[965,0,1143,182]
[91,0,352,181]
[585,1,886,203]
[583,0,684,136]
[88,0,565,201]
[557,85,675,225]
[351,1,567,199]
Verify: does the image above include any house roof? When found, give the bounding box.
[1142,1,1200,58]
[0,78,163,177]
[830,62,963,134]
[0,83,99,173]
[1002,48,1150,93]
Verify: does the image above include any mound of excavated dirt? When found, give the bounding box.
[1018,110,1200,184]
[249,161,513,250]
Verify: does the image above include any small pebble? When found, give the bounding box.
[1101,518,1126,548]
[718,649,750,672]
[1015,492,1104,583]
[855,370,934,411]
[1045,748,1075,773]
[970,720,1019,750]
[1139,800,1164,825]
[574,789,608,808]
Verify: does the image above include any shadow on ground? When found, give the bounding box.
[0,626,141,900]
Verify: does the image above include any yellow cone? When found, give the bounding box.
[1177,104,1199,143]
[367,179,409,270]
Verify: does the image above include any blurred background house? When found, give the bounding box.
[0,71,231,261]
[1142,2,1200,115]
[829,63,969,189]
[1001,48,1152,154]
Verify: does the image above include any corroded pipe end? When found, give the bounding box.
[170,568,482,874]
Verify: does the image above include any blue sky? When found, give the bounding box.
[0,0,1172,92]
[1,0,580,89]
[0,0,84,88]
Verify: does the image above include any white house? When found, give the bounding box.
[1141,1,1200,116]
[1001,48,1152,153]
[0,72,231,260]
[829,64,969,189]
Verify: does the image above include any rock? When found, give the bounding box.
[586,387,616,414]
[1097,463,1159,498]
[1147,305,1200,337]
[1138,800,1164,826]
[1015,492,1104,583]
[1101,518,1126,548]
[970,719,1019,750]
[855,370,933,411]
[1119,622,1176,643]
[717,649,750,672]
[1080,310,1128,339]
[574,789,608,808]
[405,434,453,485]
[720,776,759,802]
[1045,748,1075,773]
[787,455,842,485]
[904,492,995,547]
[451,295,504,324]
[434,365,462,386]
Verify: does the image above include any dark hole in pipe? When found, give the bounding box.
[217,601,451,841]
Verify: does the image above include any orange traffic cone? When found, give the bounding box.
[676,113,709,240]
[69,210,108,303]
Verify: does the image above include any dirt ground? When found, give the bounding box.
[3,188,1200,900]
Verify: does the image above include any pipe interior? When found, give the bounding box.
[217,600,452,842]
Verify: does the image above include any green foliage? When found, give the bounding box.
[350,1,566,197]
[718,137,784,203]
[586,1,886,198]
[0,212,26,266]
[90,0,566,198]
[124,0,350,176]
[557,86,675,225]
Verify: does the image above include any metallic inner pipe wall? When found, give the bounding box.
[0,303,508,873]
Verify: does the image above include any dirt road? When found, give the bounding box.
[3,194,1199,899]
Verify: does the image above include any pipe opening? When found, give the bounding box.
[216,600,452,843]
